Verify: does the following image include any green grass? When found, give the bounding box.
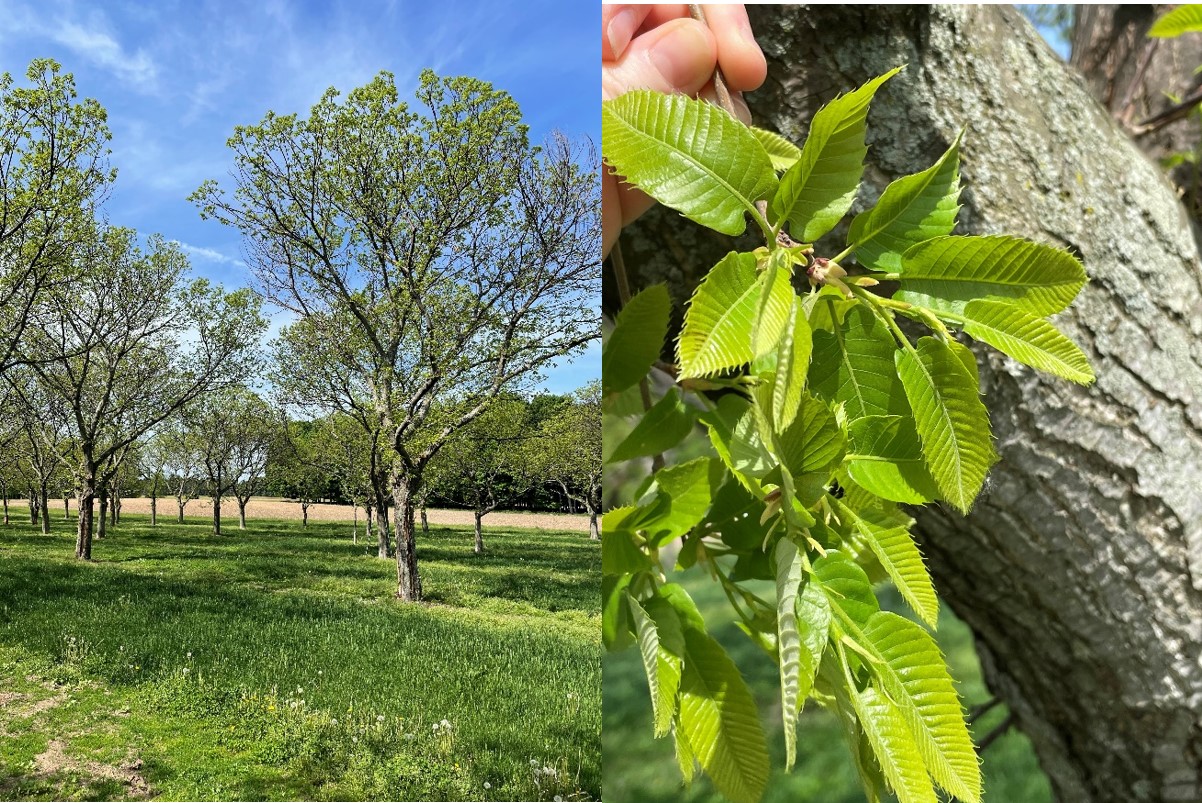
[603,564,1052,803]
[0,513,599,801]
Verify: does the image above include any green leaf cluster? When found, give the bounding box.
[602,67,1093,803]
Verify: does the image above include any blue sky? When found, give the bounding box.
[0,0,599,395]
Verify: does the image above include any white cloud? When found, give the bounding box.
[50,20,156,88]
[171,241,245,268]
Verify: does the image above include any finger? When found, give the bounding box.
[602,5,653,62]
[602,17,717,100]
[697,4,766,91]
[602,170,656,259]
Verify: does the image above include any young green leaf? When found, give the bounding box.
[678,627,771,803]
[832,497,938,628]
[895,337,997,513]
[752,250,796,360]
[796,577,831,687]
[1149,4,1202,37]
[601,506,656,575]
[848,132,962,272]
[678,252,759,378]
[861,612,982,803]
[846,415,941,504]
[602,90,775,236]
[771,67,901,241]
[629,595,684,738]
[810,304,910,420]
[647,457,725,546]
[752,126,803,171]
[852,686,938,803]
[895,235,1087,316]
[773,537,808,770]
[602,575,634,651]
[603,284,671,396]
[606,388,695,463]
[774,392,846,506]
[959,299,1095,384]
[811,550,880,626]
[771,298,813,432]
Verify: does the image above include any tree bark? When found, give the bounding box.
[75,481,95,560]
[301,501,309,527]
[38,485,49,534]
[96,487,107,540]
[420,505,428,535]
[622,5,1202,800]
[391,473,421,601]
[108,490,117,527]
[212,494,222,536]
[150,493,157,526]
[372,471,391,557]
[28,487,38,526]
[588,508,598,541]
[237,498,247,530]
[62,494,69,520]
[473,510,484,554]
[177,497,186,523]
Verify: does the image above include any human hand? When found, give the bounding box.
[602,4,766,257]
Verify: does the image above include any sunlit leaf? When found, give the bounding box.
[603,284,671,396]
[959,299,1094,384]
[603,90,775,235]
[772,68,902,241]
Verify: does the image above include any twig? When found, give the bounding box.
[975,711,1016,754]
[1133,84,1202,136]
[967,696,1003,726]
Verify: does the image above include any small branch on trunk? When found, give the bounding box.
[975,711,1016,754]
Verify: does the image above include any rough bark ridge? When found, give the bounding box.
[620,5,1202,801]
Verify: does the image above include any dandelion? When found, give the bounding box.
[530,759,539,768]
[318,670,323,675]
[554,797,563,802]
[186,651,192,658]
[182,667,190,674]
[296,686,303,694]
[376,715,385,722]
[119,645,125,652]
[351,736,358,743]
[484,782,491,790]
[404,733,415,742]
[331,718,338,725]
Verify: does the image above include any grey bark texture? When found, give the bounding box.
[617,4,1202,802]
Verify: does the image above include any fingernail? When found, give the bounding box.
[606,8,639,60]
[648,22,711,90]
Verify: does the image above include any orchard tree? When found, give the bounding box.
[271,311,393,557]
[269,420,333,527]
[0,59,113,378]
[140,431,171,526]
[195,70,600,600]
[428,395,534,554]
[22,225,265,558]
[311,411,373,543]
[537,381,600,539]
[5,370,71,533]
[186,386,276,534]
[157,416,203,523]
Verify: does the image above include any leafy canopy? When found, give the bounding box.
[602,66,1092,803]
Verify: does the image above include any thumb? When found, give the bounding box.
[602,18,717,100]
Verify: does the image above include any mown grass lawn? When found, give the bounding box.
[0,513,599,801]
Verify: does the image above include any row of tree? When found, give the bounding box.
[0,59,599,600]
[0,382,600,546]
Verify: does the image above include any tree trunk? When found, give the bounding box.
[212,494,222,535]
[391,473,421,601]
[177,495,186,523]
[3,483,9,525]
[76,481,95,560]
[38,485,49,535]
[150,493,157,526]
[28,488,38,526]
[372,471,391,557]
[238,498,247,530]
[108,490,117,526]
[96,487,107,540]
[588,508,598,541]
[62,494,69,520]
[420,504,428,535]
[621,5,1202,800]
[473,510,484,554]
[301,501,309,527]
[352,502,358,544]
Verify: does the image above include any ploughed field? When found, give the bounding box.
[115,496,590,533]
[0,514,600,801]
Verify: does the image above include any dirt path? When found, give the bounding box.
[112,496,591,533]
